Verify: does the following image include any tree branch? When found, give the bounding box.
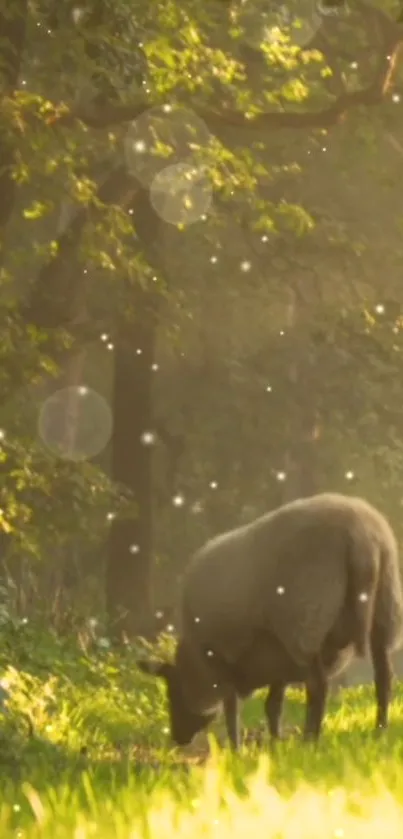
[23,165,138,329]
[53,4,403,134]
[2,169,143,403]
[201,38,401,131]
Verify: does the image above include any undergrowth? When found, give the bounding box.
[1,619,403,837]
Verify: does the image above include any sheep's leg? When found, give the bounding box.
[370,629,393,731]
[264,683,285,740]
[223,692,240,750]
[303,657,329,741]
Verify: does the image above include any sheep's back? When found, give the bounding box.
[180,524,258,661]
[180,493,391,667]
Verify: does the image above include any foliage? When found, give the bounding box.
[0,432,132,557]
[2,0,403,621]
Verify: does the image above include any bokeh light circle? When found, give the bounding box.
[149,162,213,225]
[38,386,113,461]
[124,105,211,188]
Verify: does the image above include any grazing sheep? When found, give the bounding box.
[138,493,403,749]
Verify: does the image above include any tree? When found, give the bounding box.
[1,0,403,637]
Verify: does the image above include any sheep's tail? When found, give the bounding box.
[346,529,380,659]
[371,541,403,653]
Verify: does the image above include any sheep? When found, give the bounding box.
[138,492,403,749]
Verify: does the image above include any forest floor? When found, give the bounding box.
[1,621,403,837]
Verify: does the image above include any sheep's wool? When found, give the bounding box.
[180,493,403,669]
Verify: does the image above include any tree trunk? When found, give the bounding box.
[106,292,157,639]
[37,198,89,621]
[281,289,321,502]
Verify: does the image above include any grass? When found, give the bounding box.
[1,621,403,837]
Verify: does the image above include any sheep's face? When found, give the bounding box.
[138,659,215,746]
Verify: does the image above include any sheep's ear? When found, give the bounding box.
[137,659,173,680]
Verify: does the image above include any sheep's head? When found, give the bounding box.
[137,658,215,746]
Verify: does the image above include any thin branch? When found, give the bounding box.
[203,39,401,131]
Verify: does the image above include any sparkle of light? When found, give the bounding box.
[140,431,156,445]
[129,544,140,554]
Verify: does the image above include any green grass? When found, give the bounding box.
[1,621,403,837]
